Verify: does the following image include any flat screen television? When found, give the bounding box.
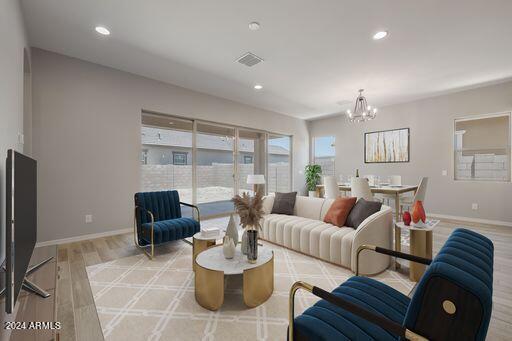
[5,149,37,314]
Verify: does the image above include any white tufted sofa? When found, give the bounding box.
[260,195,393,275]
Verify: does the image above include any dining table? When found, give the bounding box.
[316,183,418,222]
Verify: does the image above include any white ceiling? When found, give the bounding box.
[21,0,512,120]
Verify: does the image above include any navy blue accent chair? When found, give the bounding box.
[289,228,494,340]
[134,190,200,258]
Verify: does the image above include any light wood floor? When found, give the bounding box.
[55,219,512,341]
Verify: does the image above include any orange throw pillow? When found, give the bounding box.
[324,197,357,227]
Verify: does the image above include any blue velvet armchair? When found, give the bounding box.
[289,228,494,340]
[134,190,201,259]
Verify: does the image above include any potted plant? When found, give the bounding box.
[305,164,322,197]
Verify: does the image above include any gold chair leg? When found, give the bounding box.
[134,207,155,260]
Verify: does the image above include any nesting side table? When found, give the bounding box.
[192,232,222,272]
[394,222,434,281]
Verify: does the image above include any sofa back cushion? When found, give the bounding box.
[271,192,297,215]
[404,228,493,341]
[345,198,382,228]
[294,195,325,220]
[323,197,357,227]
[320,198,335,221]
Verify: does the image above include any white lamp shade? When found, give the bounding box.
[247,174,265,184]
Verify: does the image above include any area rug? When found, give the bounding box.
[86,240,414,341]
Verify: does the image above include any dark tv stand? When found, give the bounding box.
[1,256,53,299]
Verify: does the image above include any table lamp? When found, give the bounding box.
[247,174,265,194]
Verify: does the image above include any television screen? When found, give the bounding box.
[5,149,37,313]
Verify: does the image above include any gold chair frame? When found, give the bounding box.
[134,203,200,259]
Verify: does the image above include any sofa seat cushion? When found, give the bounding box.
[141,217,200,244]
[261,214,356,267]
[294,276,410,340]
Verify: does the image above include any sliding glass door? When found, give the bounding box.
[196,122,235,208]
[267,134,292,194]
[140,115,193,202]
[238,129,266,195]
[141,112,292,217]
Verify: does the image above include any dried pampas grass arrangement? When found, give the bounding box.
[232,189,264,230]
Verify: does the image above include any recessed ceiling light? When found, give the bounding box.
[373,31,388,40]
[254,84,263,90]
[248,22,260,31]
[95,26,110,36]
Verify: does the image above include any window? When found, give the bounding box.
[243,155,253,164]
[454,112,511,182]
[173,152,188,165]
[268,135,292,193]
[141,112,294,216]
[314,136,335,176]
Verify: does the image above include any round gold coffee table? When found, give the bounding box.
[194,245,274,311]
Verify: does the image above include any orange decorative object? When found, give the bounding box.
[403,211,412,226]
[412,201,426,224]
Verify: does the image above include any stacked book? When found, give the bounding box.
[201,227,220,238]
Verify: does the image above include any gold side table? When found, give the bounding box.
[394,222,434,282]
[192,232,221,272]
[195,245,274,311]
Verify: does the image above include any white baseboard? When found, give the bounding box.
[35,213,511,248]
[36,227,132,247]
[429,213,512,227]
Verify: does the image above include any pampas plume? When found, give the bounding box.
[232,189,264,230]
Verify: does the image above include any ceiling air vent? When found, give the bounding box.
[236,52,264,67]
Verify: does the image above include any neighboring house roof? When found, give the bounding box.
[141,126,290,155]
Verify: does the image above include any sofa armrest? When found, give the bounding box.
[350,205,393,274]
[262,195,275,215]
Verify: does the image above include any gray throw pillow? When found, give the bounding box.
[271,192,297,215]
[345,198,382,228]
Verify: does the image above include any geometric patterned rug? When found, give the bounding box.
[86,239,414,341]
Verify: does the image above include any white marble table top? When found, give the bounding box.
[395,221,438,231]
[195,245,273,275]
[193,231,224,241]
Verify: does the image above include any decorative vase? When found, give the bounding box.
[308,190,317,198]
[412,201,426,224]
[403,211,412,226]
[247,229,258,263]
[225,214,239,245]
[222,236,236,259]
[241,229,249,255]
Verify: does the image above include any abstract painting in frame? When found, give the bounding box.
[364,128,410,163]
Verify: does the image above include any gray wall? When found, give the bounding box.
[31,48,309,243]
[0,0,30,261]
[308,81,512,224]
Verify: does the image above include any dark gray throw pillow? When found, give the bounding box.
[271,192,297,215]
[345,198,382,228]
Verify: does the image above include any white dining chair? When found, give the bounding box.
[390,175,402,186]
[364,175,376,186]
[351,177,374,201]
[323,176,339,199]
[400,177,428,214]
[382,175,402,205]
